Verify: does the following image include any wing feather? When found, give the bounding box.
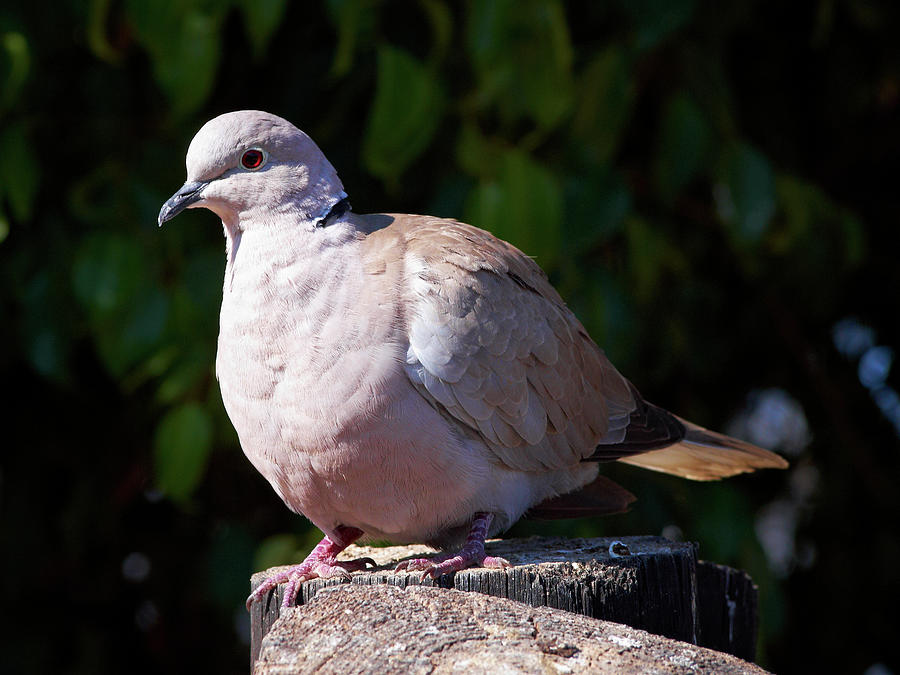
[358,214,787,481]
[392,215,637,471]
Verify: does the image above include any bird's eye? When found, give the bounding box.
[240,148,266,171]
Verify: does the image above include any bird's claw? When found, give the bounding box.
[395,553,511,580]
[246,555,378,611]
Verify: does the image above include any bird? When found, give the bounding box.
[158,110,787,610]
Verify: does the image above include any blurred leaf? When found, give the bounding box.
[0,123,39,221]
[773,174,817,253]
[253,533,304,571]
[1,31,30,110]
[72,234,146,316]
[578,269,636,368]
[22,271,73,382]
[690,483,754,563]
[680,45,739,139]
[154,402,213,502]
[714,141,776,246]
[573,45,635,166]
[325,0,376,78]
[455,123,503,178]
[71,231,172,378]
[419,0,453,65]
[236,0,287,60]
[125,1,224,117]
[564,168,631,250]
[616,0,697,51]
[362,45,445,180]
[654,92,712,203]
[95,286,170,379]
[839,211,866,266]
[775,174,867,266]
[87,0,122,64]
[68,163,128,227]
[466,0,574,128]
[464,148,563,261]
[625,216,686,302]
[155,348,211,404]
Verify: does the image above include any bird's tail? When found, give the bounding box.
[616,416,788,481]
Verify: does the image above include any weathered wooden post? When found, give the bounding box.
[249,536,764,673]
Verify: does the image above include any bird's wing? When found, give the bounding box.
[359,214,681,472]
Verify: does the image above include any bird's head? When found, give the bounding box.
[158,110,346,233]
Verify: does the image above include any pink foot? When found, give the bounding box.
[246,527,375,610]
[394,513,510,579]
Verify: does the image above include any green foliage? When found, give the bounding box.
[0,31,29,111]
[573,46,635,165]
[654,93,712,203]
[0,122,39,225]
[236,0,288,60]
[715,141,777,246]
[325,0,377,77]
[363,44,445,181]
[125,0,226,118]
[465,148,563,260]
[563,167,631,251]
[466,0,574,129]
[617,0,697,51]
[153,402,214,502]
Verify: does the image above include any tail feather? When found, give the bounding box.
[616,416,788,481]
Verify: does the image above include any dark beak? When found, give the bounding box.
[158,181,209,226]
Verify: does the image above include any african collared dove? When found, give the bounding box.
[159,110,787,609]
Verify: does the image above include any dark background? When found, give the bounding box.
[2,1,898,673]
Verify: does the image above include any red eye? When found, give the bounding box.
[241,148,265,170]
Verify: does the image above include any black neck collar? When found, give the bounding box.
[315,196,351,228]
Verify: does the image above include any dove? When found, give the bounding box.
[159,110,787,610]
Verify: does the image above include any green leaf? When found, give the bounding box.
[125,0,224,117]
[0,123,40,221]
[715,141,776,245]
[154,402,214,502]
[253,533,304,571]
[617,0,697,51]
[776,173,866,266]
[578,269,636,368]
[625,216,686,302]
[564,168,631,250]
[419,0,453,65]
[325,0,376,78]
[455,123,503,178]
[362,45,445,181]
[95,286,170,378]
[72,234,145,315]
[654,92,711,203]
[154,347,211,404]
[1,31,30,110]
[839,211,866,266]
[464,149,563,261]
[72,234,146,315]
[466,0,574,129]
[21,271,75,382]
[237,0,287,60]
[87,0,123,64]
[572,46,635,166]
